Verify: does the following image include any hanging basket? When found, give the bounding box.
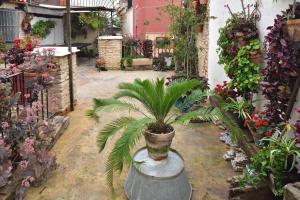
[285,19,300,42]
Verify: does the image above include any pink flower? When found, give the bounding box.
[1,121,9,129]
[21,138,35,155]
[21,176,35,188]
[19,160,29,170]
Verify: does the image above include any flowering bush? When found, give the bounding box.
[0,140,12,188]
[0,36,58,199]
[214,81,238,99]
[244,110,276,138]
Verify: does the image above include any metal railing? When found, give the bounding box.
[0,70,53,121]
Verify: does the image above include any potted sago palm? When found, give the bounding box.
[87,78,215,192]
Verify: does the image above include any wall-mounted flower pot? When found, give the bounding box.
[285,19,300,42]
[235,32,245,38]
[200,0,208,4]
[238,38,247,47]
[249,51,262,64]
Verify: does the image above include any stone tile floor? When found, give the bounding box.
[27,59,237,200]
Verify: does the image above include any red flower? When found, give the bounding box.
[264,131,272,137]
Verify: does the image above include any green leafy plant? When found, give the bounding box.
[120,58,125,70]
[87,79,221,195]
[126,56,133,67]
[224,98,253,120]
[78,13,107,31]
[226,39,262,93]
[163,0,206,78]
[240,133,300,196]
[32,20,55,39]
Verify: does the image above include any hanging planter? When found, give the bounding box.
[249,50,262,64]
[285,19,300,41]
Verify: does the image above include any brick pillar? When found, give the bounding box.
[50,53,77,114]
[98,36,123,70]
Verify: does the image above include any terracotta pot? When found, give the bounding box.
[238,38,247,47]
[200,0,208,4]
[285,19,300,42]
[144,128,175,160]
[235,31,245,38]
[249,52,262,64]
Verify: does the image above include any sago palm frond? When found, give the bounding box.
[86,98,143,121]
[162,79,200,120]
[212,95,246,143]
[178,89,209,111]
[105,117,154,194]
[97,117,136,152]
[174,107,220,125]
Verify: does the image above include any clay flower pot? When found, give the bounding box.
[144,128,175,160]
[235,31,245,38]
[238,38,247,47]
[285,19,300,42]
[249,51,262,64]
[200,0,208,4]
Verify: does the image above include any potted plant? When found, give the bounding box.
[200,0,208,4]
[240,133,300,197]
[244,111,276,146]
[224,97,253,127]
[87,78,217,192]
[284,1,300,41]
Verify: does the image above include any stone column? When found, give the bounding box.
[50,52,78,114]
[196,23,209,78]
[98,36,123,70]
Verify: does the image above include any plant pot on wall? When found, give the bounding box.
[200,0,208,4]
[249,51,262,64]
[285,19,300,42]
[144,128,175,160]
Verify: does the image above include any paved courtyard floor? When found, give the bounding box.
[27,60,237,200]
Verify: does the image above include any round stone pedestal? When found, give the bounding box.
[124,148,192,200]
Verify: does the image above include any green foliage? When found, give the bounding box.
[212,95,246,143]
[126,56,133,67]
[163,0,207,77]
[0,37,6,53]
[224,98,253,120]
[156,38,171,49]
[120,58,125,70]
[32,20,55,39]
[88,78,218,194]
[227,39,262,92]
[240,134,300,196]
[79,12,107,30]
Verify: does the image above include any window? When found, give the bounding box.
[128,0,132,9]
[0,9,21,42]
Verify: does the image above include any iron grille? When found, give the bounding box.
[0,9,21,42]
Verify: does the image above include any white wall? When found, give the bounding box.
[208,0,294,88]
[31,17,64,45]
[123,8,134,36]
[208,0,299,121]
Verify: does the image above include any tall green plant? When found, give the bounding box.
[87,78,220,195]
[163,0,207,78]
